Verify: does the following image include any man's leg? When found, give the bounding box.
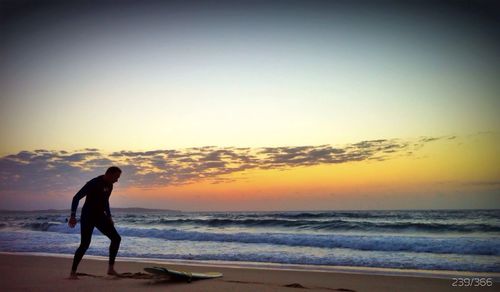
[70,217,94,277]
[95,218,121,275]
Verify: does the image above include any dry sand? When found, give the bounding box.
[0,253,498,291]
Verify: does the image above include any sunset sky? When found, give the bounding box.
[1,0,499,211]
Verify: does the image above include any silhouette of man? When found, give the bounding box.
[68,166,122,279]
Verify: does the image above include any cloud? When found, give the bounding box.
[0,136,443,194]
[460,181,500,187]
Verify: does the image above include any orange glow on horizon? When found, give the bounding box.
[111,134,499,211]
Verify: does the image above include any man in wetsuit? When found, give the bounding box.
[68,166,122,279]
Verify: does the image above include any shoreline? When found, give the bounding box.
[2,251,499,281]
[1,253,499,292]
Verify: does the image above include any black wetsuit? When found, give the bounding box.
[70,175,121,272]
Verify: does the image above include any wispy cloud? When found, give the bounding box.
[460,181,500,187]
[0,136,453,194]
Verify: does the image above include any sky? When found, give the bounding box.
[1,0,499,211]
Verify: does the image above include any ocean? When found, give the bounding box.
[0,209,499,273]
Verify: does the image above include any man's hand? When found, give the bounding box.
[68,216,77,228]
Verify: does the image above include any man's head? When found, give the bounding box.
[104,166,121,184]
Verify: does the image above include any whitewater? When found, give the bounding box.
[0,209,499,272]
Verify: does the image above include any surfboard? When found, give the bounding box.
[144,266,223,283]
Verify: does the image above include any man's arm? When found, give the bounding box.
[104,190,112,218]
[70,182,91,217]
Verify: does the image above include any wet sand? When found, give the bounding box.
[0,253,497,291]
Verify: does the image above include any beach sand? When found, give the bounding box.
[0,253,497,291]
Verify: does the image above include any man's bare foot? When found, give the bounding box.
[107,267,119,276]
[68,271,79,280]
